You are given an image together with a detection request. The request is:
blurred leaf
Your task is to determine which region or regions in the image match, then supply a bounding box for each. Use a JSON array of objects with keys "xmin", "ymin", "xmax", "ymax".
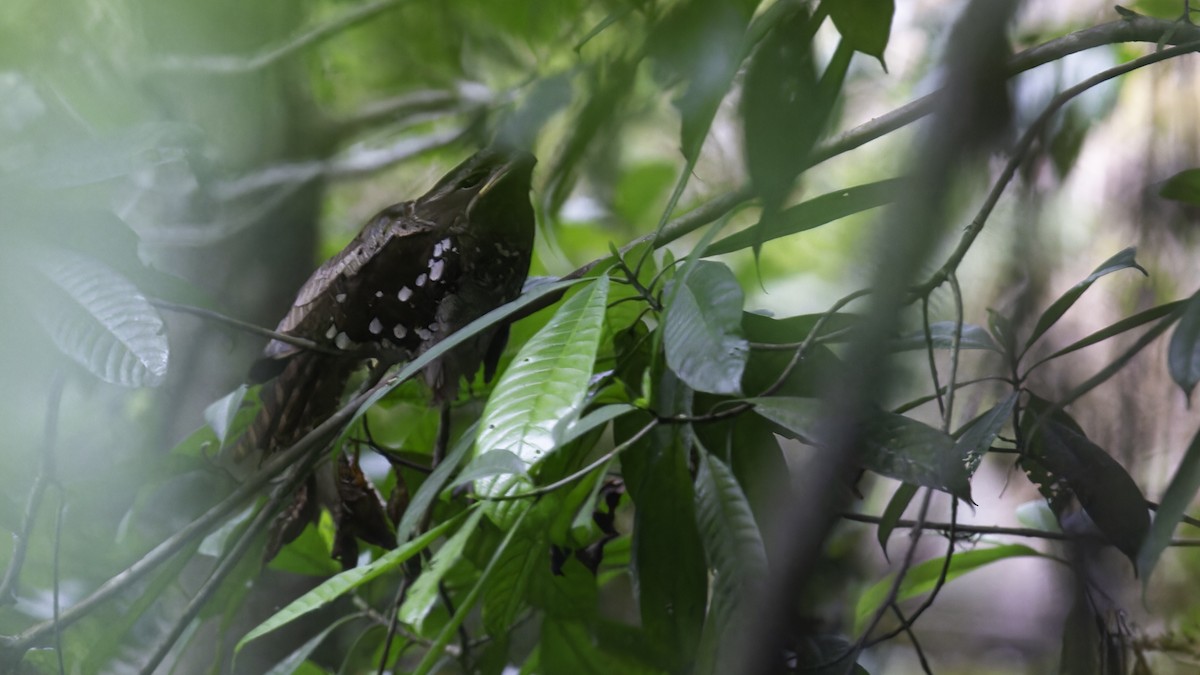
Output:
[
  {"xmin": 262, "ymin": 614, "xmax": 362, "ymax": 675},
  {"xmin": 752, "ymin": 397, "xmax": 971, "ymax": 500},
  {"xmin": 1031, "ymin": 300, "xmax": 1183, "ymax": 370},
  {"xmin": 474, "ymin": 277, "xmax": 609, "ymax": 525},
  {"xmin": 694, "ymin": 451, "xmax": 768, "ymax": 673},
  {"xmin": 742, "ymin": 4, "xmax": 820, "ymax": 252},
  {"xmin": 530, "ymin": 557, "xmax": 598, "ymax": 620},
  {"xmin": 30, "ymin": 247, "xmax": 169, "ymax": 387},
  {"xmin": 1015, "ymin": 499, "xmax": 1062, "ymax": 533},
  {"xmin": 1168, "ymin": 289, "xmax": 1200, "ymax": 401},
  {"xmin": 1159, "ymin": 168, "xmax": 1200, "ymax": 205},
  {"xmin": 1138, "ymin": 425, "xmax": 1200, "ymax": 583},
  {"xmin": 394, "ymin": 424, "xmax": 475, "ymax": 546},
  {"xmin": 236, "ymin": 515, "xmax": 462, "ymax": 652},
  {"xmin": 793, "ymin": 634, "xmax": 868, "ymax": 673},
  {"xmin": 853, "ymin": 544, "xmax": 1041, "ymax": 634},
  {"xmin": 400, "ymin": 509, "xmax": 484, "ymax": 631},
  {"xmin": 876, "ymin": 482, "xmax": 917, "ymax": 558},
  {"xmin": 987, "ymin": 309, "xmax": 1017, "ymax": 359},
  {"xmin": 893, "ymin": 322, "xmax": 1000, "ymax": 352},
  {"xmin": 1023, "ymin": 247, "xmax": 1148, "ymax": 355},
  {"xmin": 542, "ymin": 620, "xmax": 665, "ymax": 675},
  {"xmin": 706, "ymin": 178, "xmax": 901, "ymax": 256},
  {"xmin": 829, "ymin": 0, "xmax": 895, "ymax": 64},
  {"xmin": 663, "ymin": 261, "xmax": 749, "ymax": 395},
  {"xmin": 1021, "ymin": 398, "xmax": 1149, "ymax": 566},
  {"xmin": 742, "ymin": 310, "xmax": 861, "ymax": 344},
  {"xmin": 10, "ymin": 122, "xmax": 197, "ymax": 189},
  {"xmin": 204, "ymin": 385, "xmax": 259, "ymax": 449},
  {"xmin": 614, "ymin": 162, "xmax": 677, "ymax": 226}
]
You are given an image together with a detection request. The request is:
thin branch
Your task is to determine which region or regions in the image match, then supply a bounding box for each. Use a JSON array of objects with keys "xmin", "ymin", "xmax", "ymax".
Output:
[
  {"xmin": 842, "ymin": 511, "xmax": 1200, "ymax": 547},
  {"xmin": 150, "ymin": 0, "xmax": 413, "ymax": 74},
  {"xmin": 0, "ymin": 372, "xmax": 65, "ymax": 605},
  {"xmin": 150, "ymin": 299, "xmax": 341, "ymax": 355},
  {"xmin": 329, "ymin": 86, "xmax": 487, "ymax": 140},
  {"xmin": 856, "ymin": 489, "xmax": 934, "ymax": 647}
]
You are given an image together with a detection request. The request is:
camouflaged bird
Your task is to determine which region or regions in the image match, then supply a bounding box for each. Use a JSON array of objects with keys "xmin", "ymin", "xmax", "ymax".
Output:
[{"xmin": 237, "ymin": 147, "xmax": 536, "ymax": 564}]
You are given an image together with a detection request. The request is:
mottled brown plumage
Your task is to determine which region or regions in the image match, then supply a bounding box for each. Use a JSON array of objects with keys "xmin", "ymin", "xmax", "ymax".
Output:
[{"xmin": 238, "ymin": 147, "xmax": 536, "ymax": 564}]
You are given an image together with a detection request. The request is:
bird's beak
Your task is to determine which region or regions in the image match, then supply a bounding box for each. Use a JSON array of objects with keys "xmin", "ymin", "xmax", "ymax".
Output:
[{"xmin": 477, "ymin": 152, "xmax": 535, "ymax": 199}]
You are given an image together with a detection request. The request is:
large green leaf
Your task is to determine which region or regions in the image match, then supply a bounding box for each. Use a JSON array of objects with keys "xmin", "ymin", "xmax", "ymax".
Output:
[
  {"xmin": 481, "ymin": 523, "xmax": 545, "ymax": 636},
  {"xmin": 1168, "ymin": 289, "xmax": 1200, "ymax": 401},
  {"xmin": 954, "ymin": 392, "xmax": 1018, "ymax": 475},
  {"xmin": 1021, "ymin": 400, "xmax": 1149, "ymax": 566},
  {"xmin": 1138, "ymin": 425, "xmax": 1200, "ymax": 583},
  {"xmin": 694, "ymin": 451, "xmax": 768, "ymax": 674},
  {"xmin": 398, "ymin": 508, "xmax": 484, "ymax": 631},
  {"xmin": 853, "ymin": 544, "xmax": 1042, "ymax": 634},
  {"xmin": 829, "ymin": 0, "xmax": 895, "ymax": 64},
  {"xmin": 663, "ymin": 261, "xmax": 749, "ymax": 395},
  {"xmin": 541, "ymin": 620, "xmax": 666, "ymax": 675},
  {"xmin": 752, "ymin": 397, "xmax": 971, "ymax": 500},
  {"xmin": 236, "ymin": 514, "xmax": 463, "ymax": 652},
  {"xmin": 473, "ymin": 277, "xmax": 609, "ymax": 525},
  {"xmin": 1022, "ymin": 247, "xmax": 1148, "ymax": 356},
  {"xmin": 705, "ymin": 179, "xmax": 901, "ymax": 256},
  {"xmin": 30, "ymin": 247, "xmax": 169, "ymax": 387}
]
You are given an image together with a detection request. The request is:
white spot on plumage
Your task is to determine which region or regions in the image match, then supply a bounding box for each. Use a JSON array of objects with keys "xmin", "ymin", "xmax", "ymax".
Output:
[
  {"xmin": 335, "ymin": 293, "xmax": 346, "ymax": 303},
  {"xmin": 415, "ymin": 327, "xmax": 432, "ymax": 340},
  {"xmin": 325, "ymin": 324, "xmax": 337, "ymax": 340},
  {"xmin": 375, "ymin": 291, "xmax": 383, "ymax": 298},
  {"xmin": 398, "ymin": 286, "xmax": 412, "ymax": 302},
  {"xmin": 335, "ymin": 332, "xmax": 353, "ymax": 350},
  {"xmin": 393, "ymin": 324, "xmax": 407, "ymax": 339},
  {"xmin": 429, "ymin": 258, "xmax": 444, "ymax": 281},
  {"xmin": 416, "ymin": 273, "xmax": 427, "ymax": 287},
  {"xmin": 368, "ymin": 317, "xmax": 383, "ymax": 335}
]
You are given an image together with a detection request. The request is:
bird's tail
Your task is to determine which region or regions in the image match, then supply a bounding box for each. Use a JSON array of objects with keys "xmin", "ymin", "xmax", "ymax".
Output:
[{"xmin": 234, "ymin": 352, "xmax": 355, "ymax": 461}]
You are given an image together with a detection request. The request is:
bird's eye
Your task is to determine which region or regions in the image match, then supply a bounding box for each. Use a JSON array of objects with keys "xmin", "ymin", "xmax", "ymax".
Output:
[{"xmin": 457, "ymin": 170, "xmax": 489, "ymax": 190}]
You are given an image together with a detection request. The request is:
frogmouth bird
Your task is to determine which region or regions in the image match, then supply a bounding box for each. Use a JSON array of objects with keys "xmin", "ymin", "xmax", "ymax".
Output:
[{"xmin": 238, "ymin": 147, "xmax": 536, "ymax": 565}]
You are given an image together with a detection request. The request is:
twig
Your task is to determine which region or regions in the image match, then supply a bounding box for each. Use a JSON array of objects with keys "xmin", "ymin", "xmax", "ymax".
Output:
[
  {"xmin": 0, "ymin": 372, "xmax": 65, "ymax": 605},
  {"xmin": 856, "ymin": 488, "xmax": 934, "ymax": 647},
  {"xmin": 150, "ymin": 0, "xmax": 412, "ymax": 74},
  {"xmin": 150, "ymin": 298, "xmax": 341, "ymax": 355}
]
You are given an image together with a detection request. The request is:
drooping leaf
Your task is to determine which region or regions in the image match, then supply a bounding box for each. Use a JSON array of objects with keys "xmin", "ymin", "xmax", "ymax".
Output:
[
  {"xmin": 1021, "ymin": 399, "xmax": 1149, "ymax": 566},
  {"xmin": 454, "ymin": 450, "xmax": 529, "ymax": 489},
  {"xmin": 752, "ymin": 397, "xmax": 971, "ymax": 501},
  {"xmin": 829, "ymin": 0, "xmax": 895, "ymax": 65},
  {"xmin": 30, "ymin": 247, "xmax": 169, "ymax": 387},
  {"xmin": 663, "ymin": 261, "xmax": 749, "ymax": 395},
  {"xmin": 876, "ymin": 482, "xmax": 917, "ymax": 558},
  {"xmin": 1029, "ymin": 300, "xmax": 1183, "ymax": 371},
  {"xmin": 474, "ymin": 277, "xmax": 609, "ymax": 525},
  {"xmin": 236, "ymin": 515, "xmax": 463, "ymax": 652},
  {"xmin": 1159, "ymin": 167, "xmax": 1200, "ymax": 205},
  {"xmin": 853, "ymin": 544, "xmax": 1042, "ymax": 634},
  {"xmin": 1168, "ymin": 289, "xmax": 1200, "ymax": 401},
  {"xmin": 551, "ymin": 403, "xmax": 636, "ymax": 449},
  {"xmin": 705, "ymin": 179, "xmax": 901, "ymax": 257},
  {"xmin": 742, "ymin": 4, "xmax": 820, "ymax": 256},
  {"xmin": 398, "ymin": 509, "xmax": 484, "ymax": 631},
  {"xmin": 1138, "ymin": 425, "xmax": 1200, "ymax": 583},
  {"xmin": 693, "ymin": 451, "xmax": 768, "ymax": 673},
  {"xmin": 953, "ymin": 392, "xmax": 1018, "ymax": 475},
  {"xmin": 1022, "ymin": 247, "xmax": 1148, "ymax": 355},
  {"xmin": 893, "ymin": 322, "xmax": 1000, "ymax": 353}
]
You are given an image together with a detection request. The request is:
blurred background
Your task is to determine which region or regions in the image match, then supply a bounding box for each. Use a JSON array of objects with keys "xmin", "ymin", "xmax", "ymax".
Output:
[{"xmin": 2, "ymin": 0, "xmax": 1200, "ymax": 672}]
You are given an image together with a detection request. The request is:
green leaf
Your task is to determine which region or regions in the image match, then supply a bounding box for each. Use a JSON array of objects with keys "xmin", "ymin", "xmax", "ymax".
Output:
[
  {"xmin": 705, "ymin": 179, "xmax": 901, "ymax": 256},
  {"xmin": 854, "ymin": 544, "xmax": 1041, "ymax": 634},
  {"xmin": 893, "ymin": 322, "xmax": 1000, "ymax": 352},
  {"xmin": 1029, "ymin": 300, "xmax": 1183, "ymax": 371},
  {"xmin": 30, "ymin": 247, "xmax": 169, "ymax": 387},
  {"xmin": 742, "ymin": 4, "xmax": 820, "ymax": 250},
  {"xmin": 552, "ymin": 403, "xmax": 636, "ymax": 449},
  {"xmin": 204, "ymin": 385, "xmax": 258, "ymax": 448},
  {"xmin": 1168, "ymin": 289, "xmax": 1200, "ymax": 401},
  {"xmin": 394, "ymin": 424, "xmax": 475, "ymax": 546},
  {"xmin": 262, "ymin": 614, "xmax": 362, "ymax": 675},
  {"xmin": 1022, "ymin": 247, "xmax": 1148, "ymax": 355},
  {"xmin": 16, "ymin": 121, "xmax": 196, "ymax": 189},
  {"xmin": 1138, "ymin": 426, "xmax": 1200, "ymax": 583},
  {"xmin": 482, "ymin": 520, "xmax": 546, "ymax": 636},
  {"xmin": 530, "ymin": 557, "xmax": 598, "ymax": 620},
  {"xmin": 399, "ymin": 509, "xmax": 484, "ymax": 631},
  {"xmin": 829, "ymin": 0, "xmax": 895, "ymax": 64},
  {"xmin": 454, "ymin": 450, "xmax": 529, "ymax": 488},
  {"xmin": 1021, "ymin": 406, "xmax": 1149, "ymax": 566},
  {"xmin": 752, "ymin": 397, "xmax": 971, "ymax": 501},
  {"xmin": 742, "ymin": 310, "xmax": 860, "ymax": 344},
  {"xmin": 1159, "ymin": 167, "xmax": 1200, "ymax": 205},
  {"xmin": 236, "ymin": 515, "xmax": 462, "ymax": 652},
  {"xmin": 954, "ymin": 392, "xmax": 1017, "ymax": 475},
  {"xmin": 876, "ymin": 482, "xmax": 917, "ymax": 558},
  {"xmin": 663, "ymin": 261, "xmax": 749, "ymax": 395},
  {"xmin": 473, "ymin": 277, "xmax": 609, "ymax": 524},
  {"xmin": 541, "ymin": 620, "xmax": 665, "ymax": 675},
  {"xmin": 694, "ymin": 451, "xmax": 769, "ymax": 673}
]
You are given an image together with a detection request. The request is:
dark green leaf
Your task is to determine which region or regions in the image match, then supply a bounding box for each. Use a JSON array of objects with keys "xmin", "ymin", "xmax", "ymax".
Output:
[
  {"xmin": 742, "ymin": 310, "xmax": 860, "ymax": 344},
  {"xmin": 663, "ymin": 261, "xmax": 749, "ymax": 395},
  {"xmin": 752, "ymin": 397, "xmax": 971, "ymax": 500},
  {"xmin": 854, "ymin": 544, "xmax": 1041, "ymax": 634},
  {"xmin": 1159, "ymin": 168, "xmax": 1200, "ymax": 205},
  {"xmin": 530, "ymin": 557, "xmax": 598, "ymax": 620},
  {"xmin": 1168, "ymin": 289, "xmax": 1200, "ymax": 400},
  {"xmin": 394, "ymin": 424, "xmax": 475, "ymax": 545},
  {"xmin": 30, "ymin": 247, "xmax": 169, "ymax": 387},
  {"xmin": 1021, "ymin": 406, "xmax": 1149, "ymax": 566},
  {"xmin": 694, "ymin": 451, "xmax": 769, "ymax": 672},
  {"xmin": 552, "ymin": 403, "xmax": 636, "ymax": 449},
  {"xmin": 1138, "ymin": 425, "xmax": 1200, "ymax": 583},
  {"xmin": 399, "ymin": 509, "xmax": 484, "ymax": 630},
  {"xmin": 482, "ymin": 524, "xmax": 544, "ymax": 636},
  {"xmin": 954, "ymin": 392, "xmax": 1018, "ymax": 475},
  {"xmin": 876, "ymin": 482, "xmax": 917, "ymax": 558},
  {"xmin": 829, "ymin": 0, "xmax": 895, "ymax": 63},
  {"xmin": 706, "ymin": 179, "xmax": 902, "ymax": 256},
  {"xmin": 1030, "ymin": 300, "xmax": 1183, "ymax": 370},
  {"xmin": 474, "ymin": 277, "xmax": 609, "ymax": 525},
  {"xmin": 542, "ymin": 620, "xmax": 665, "ymax": 675},
  {"xmin": 893, "ymin": 322, "xmax": 1000, "ymax": 352},
  {"xmin": 1023, "ymin": 247, "xmax": 1148, "ymax": 355},
  {"xmin": 262, "ymin": 614, "xmax": 362, "ymax": 675}
]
